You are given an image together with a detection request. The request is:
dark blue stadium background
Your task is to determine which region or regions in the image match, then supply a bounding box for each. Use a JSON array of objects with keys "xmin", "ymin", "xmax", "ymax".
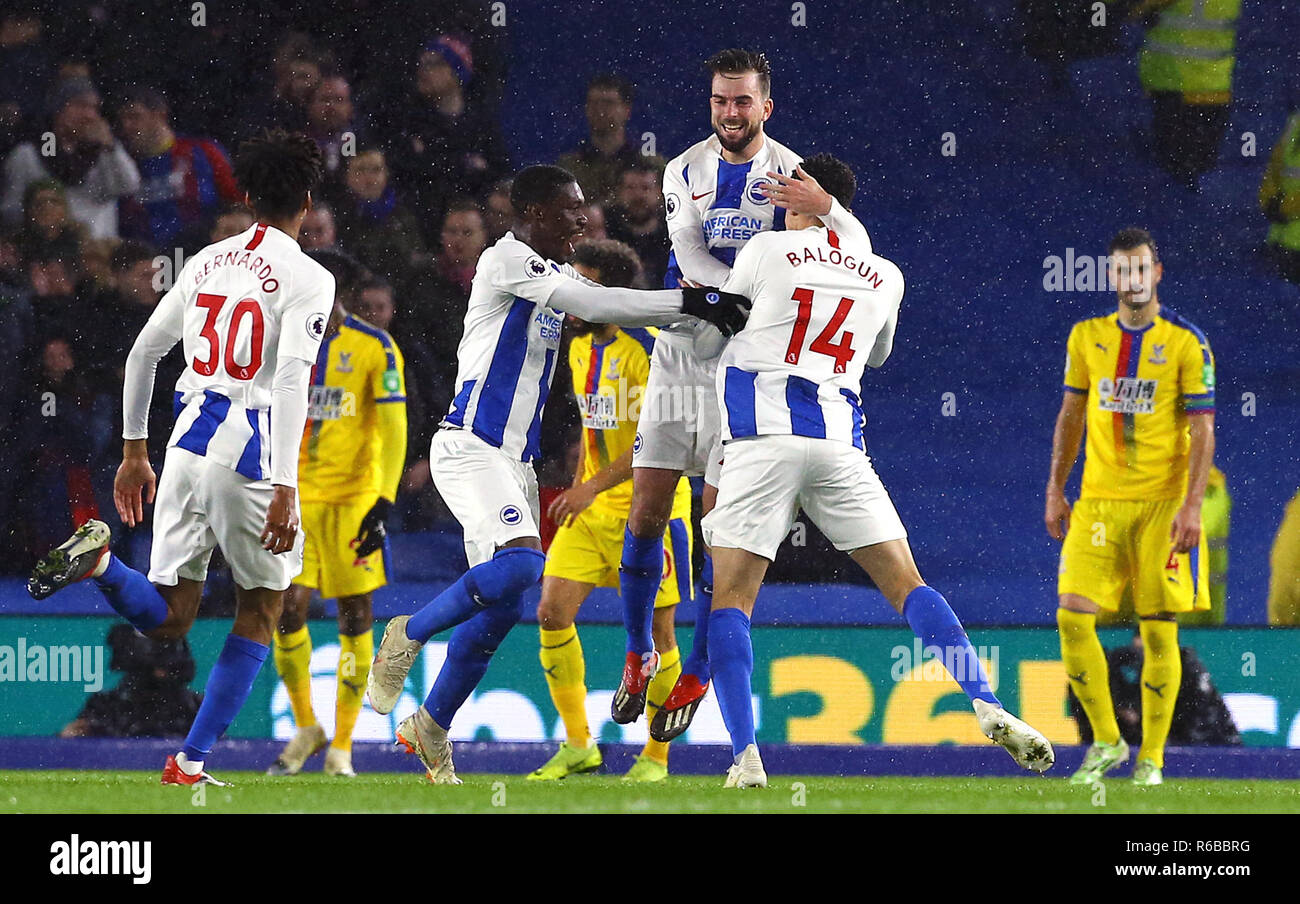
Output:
[
  {"xmin": 4, "ymin": 1, "xmax": 1296, "ymax": 626},
  {"xmin": 489, "ymin": 0, "xmax": 1300, "ymax": 624}
]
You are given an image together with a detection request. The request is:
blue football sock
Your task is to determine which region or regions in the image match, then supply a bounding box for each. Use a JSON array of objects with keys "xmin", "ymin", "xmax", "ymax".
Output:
[
  {"xmin": 619, "ymin": 527, "xmax": 662, "ymax": 655},
  {"xmin": 902, "ymin": 586, "xmax": 1000, "ymax": 706},
  {"xmin": 681, "ymin": 552, "xmax": 713, "ymax": 682},
  {"xmin": 405, "ymin": 547, "xmax": 545, "ymax": 644},
  {"xmin": 181, "ymin": 634, "xmax": 268, "ymax": 761},
  {"xmin": 707, "ymin": 608, "xmax": 755, "ymax": 757},
  {"xmin": 94, "ymin": 554, "xmax": 168, "ymax": 632},
  {"xmin": 424, "ymin": 594, "xmax": 525, "ymax": 728}
]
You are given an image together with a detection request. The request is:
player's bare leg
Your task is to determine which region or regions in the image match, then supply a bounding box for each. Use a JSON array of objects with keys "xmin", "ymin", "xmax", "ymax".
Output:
[
  {"xmin": 613, "ymin": 467, "xmax": 680, "ymax": 723},
  {"xmin": 530, "ymin": 577, "xmax": 603, "ymax": 780},
  {"xmin": 709, "ymin": 546, "xmax": 769, "ymax": 787},
  {"xmin": 147, "ymin": 579, "xmax": 205, "ymax": 640},
  {"xmin": 1057, "ymin": 593, "xmax": 1130, "ymax": 783},
  {"xmin": 850, "ymin": 539, "xmax": 1054, "ymax": 773},
  {"xmin": 268, "ymin": 584, "xmax": 329, "ymax": 775}
]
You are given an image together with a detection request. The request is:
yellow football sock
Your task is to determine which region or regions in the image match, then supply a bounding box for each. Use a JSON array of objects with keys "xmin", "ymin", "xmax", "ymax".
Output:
[
  {"xmin": 1057, "ymin": 608, "xmax": 1121, "ymax": 746},
  {"xmin": 333, "ymin": 630, "xmax": 373, "ymax": 752},
  {"xmin": 642, "ymin": 645, "xmax": 682, "ymax": 765},
  {"xmin": 540, "ymin": 625, "xmax": 591, "ymax": 749},
  {"xmin": 1137, "ymin": 618, "xmax": 1181, "ymax": 769},
  {"xmin": 273, "ymin": 625, "xmax": 316, "ymax": 729}
]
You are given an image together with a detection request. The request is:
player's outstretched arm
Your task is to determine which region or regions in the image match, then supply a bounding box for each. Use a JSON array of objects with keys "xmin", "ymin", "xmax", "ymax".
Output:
[
  {"xmin": 1045, "ymin": 391, "xmax": 1087, "ymax": 541},
  {"xmin": 547, "ymin": 279, "xmax": 750, "ymax": 337}
]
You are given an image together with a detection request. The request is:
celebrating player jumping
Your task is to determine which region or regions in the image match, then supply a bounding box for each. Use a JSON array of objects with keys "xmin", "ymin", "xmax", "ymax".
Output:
[
  {"xmin": 365, "ymin": 164, "xmax": 749, "ymax": 784},
  {"xmin": 528, "ymin": 240, "xmax": 695, "ymax": 784},
  {"xmin": 683, "ymin": 154, "xmax": 1054, "ymax": 786},
  {"xmin": 614, "ymin": 48, "xmax": 874, "ymax": 726},
  {"xmin": 26, "ymin": 130, "xmax": 335, "ymax": 786}
]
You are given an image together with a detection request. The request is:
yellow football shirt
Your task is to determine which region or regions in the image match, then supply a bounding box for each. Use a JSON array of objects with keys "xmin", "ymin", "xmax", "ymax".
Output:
[
  {"xmin": 569, "ymin": 327, "xmax": 691, "ymax": 520},
  {"xmin": 1063, "ymin": 308, "xmax": 1215, "ymax": 501},
  {"xmin": 299, "ymin": 314, "xmax": 407, "ymax": 504}
]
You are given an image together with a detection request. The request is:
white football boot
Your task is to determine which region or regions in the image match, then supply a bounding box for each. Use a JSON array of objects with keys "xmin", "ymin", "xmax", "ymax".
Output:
[
  {"xmin": 974, "ymin": 699, "xmax": 1055, "ymax": 773},
  {"xmin": 367, "ymin": 615, "xmax": 422, "ymax": 714},
  {"xmin": 723, "ymin": 744, "xmax": 768, "ymax": 789}
]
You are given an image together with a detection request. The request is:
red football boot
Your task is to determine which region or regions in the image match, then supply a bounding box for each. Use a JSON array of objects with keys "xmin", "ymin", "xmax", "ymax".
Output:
[{"xmin": 649, "ymin": 672, "xmax": 710, "ymax": 742}]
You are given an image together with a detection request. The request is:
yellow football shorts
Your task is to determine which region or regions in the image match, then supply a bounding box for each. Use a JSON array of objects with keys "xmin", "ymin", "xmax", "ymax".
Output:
[
  {"xmin": 1059, "ymin": 497, "xmax": 1210, "ymax": 617},
  {"xmin": 295, "ymin": 498, "xmax": 387, "ymax": 599},
  {"xmin": 544, "ymin": 506, "xmax": 692, "ymax": 608}
]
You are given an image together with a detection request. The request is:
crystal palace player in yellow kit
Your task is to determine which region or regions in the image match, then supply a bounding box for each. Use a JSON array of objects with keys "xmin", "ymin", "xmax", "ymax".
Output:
[
  {"xmin": 529, "ymin": 240, "xmax": 693, "ymax": 783},
  {"xmin": 1046, "ymin": 228, "xmax": 1215, "ymax": 787},
  {"xmin": 268, "ymin": 250, "xmax": 407, "ymax": 777}
]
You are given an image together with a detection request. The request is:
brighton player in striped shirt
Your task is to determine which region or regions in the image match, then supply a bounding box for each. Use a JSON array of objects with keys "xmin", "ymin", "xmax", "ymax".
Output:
[
  {"xmin": 26, "ymin": 131, "xmax": 334, "ymax": 785},
  {"xmin": 614, "ymin": 48, "xmax": 874, "ymax": 725},
  {"xmin": 673, "ymin": 155, "xmax": 1053, "ymax": 786},
  {"xmin": 365, "ymin": 165, "xmax": 750, "ymax": 784}
]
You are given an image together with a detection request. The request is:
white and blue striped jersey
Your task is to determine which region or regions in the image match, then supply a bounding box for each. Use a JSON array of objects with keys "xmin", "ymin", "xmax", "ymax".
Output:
[
  {"xmin": 138, "ymin": 223, "xmax": 335, "ymax": 480},
  {"xmin": 440, "ymin": 232, "xmax": 586, "ymax": 461},
  {"xmin": 717, "ymin": 226, "xmax": 903, "ymax": 449},
  {"xmin": 663, "ymin": 133, "xmax": 804, "ymax": 288},
  {"xmin": 662, "ymin": 133, "xmax": 872, "ymax": 352}
]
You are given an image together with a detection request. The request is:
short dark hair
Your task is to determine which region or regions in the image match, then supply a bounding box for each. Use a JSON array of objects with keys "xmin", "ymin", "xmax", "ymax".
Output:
[
  {"xmin": 360, "ymin": 274, "xmax": 394, "ymax": 297},
  {"xmin": 234, "ymin": 129, "xmax": 324, "ymax": 220},
  {"xmin": 510, "ymin": 165, "xmax": 578, "ymax": 215},
  {"xmin": 621, "ymin": 158, "xmax": 663, "ymax": 180},
  {"xmin": 1108, "ymin": 227, "xmax": 1160, "ymax": 263},
  {"xmin": 120, "ymin": 86, "xmax": 168, "ymax": 113},
  {"xmin": 587, "ymin": 73, "xmax": 635, "ymax": 105},
  {"xmin": 705, "ymin": 48, "xmax": 772, "ymax": 98},
  {"xmin": 796, "ymin": 153, "xmax": 855, "ymax": 210},
  {"xmin": 444, "ymin": 196, "xmax": 484, "ymax": 218},
  {"xmin": 306, "ymin": 247, "xmax": 368, "ymax": 301},
  {"xmin": 111, "ymin": 239, "xmax": 159, "ymax": 272},
  {"xmin": 572, "ymin": 239, "xmax": 642, "ymax": 289}
]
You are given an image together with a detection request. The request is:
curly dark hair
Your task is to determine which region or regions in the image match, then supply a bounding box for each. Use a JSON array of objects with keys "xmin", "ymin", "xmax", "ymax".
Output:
[
  {"xmin": 572, "ymin": 239, "xmax": 642, "ymax": 289},
  {"xmin": 233, "ymin": 129, "xmax": 323, "ymax": 221},
  {"xmin": 796, "ymin": 153, "xmax": 856, "ymax": 211},
  {"xmin": 1108, "ymin": 227, "xmax": 1160, "ymax": 264}
]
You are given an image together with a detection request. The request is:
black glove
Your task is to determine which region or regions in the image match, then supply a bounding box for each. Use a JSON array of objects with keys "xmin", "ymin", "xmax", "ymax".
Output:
[
  {"xmin": 681, "ymin": 286, "xmax": 751, "ymax": 337},
  {"xmin": 353, "ymin": 497, "xmax": 392, "ymax": 558}
]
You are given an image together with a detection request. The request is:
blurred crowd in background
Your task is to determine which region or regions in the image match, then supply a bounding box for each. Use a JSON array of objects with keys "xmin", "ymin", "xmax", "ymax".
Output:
[
  {"xmin": 0, "ymin": 2, "xmax": 680, "ymax": 571},
  {"xmin": 0, "ymin": 1, "xmax": 1296, "ymax": 622}
]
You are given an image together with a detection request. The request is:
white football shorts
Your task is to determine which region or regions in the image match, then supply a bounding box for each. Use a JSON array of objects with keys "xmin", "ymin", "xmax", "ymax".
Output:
[
  {"xmin": 702, "ymin": 434, "xmax": 908, "ymax": 562},
  {"xmin": 149, "ymin": 446, "xmax": 305, "ymax": 591},
  {"xmin": 632, "ymin": 333, "xmax": 724, "ymax": 486},
  {"xmin": 431, "ymin": 428, "xmax": 541, "ymax": 567}
]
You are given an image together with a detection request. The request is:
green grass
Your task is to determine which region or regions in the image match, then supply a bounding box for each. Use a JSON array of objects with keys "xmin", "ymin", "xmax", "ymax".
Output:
[{"xmin": 3, "ymin": 770, "xmax": 1299, "ymax": 814}]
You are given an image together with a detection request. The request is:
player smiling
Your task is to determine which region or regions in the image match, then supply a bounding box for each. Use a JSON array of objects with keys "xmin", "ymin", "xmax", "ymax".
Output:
[
  {"xmin": 614, "ymin": 48, "xmax": 875, "ymax": 727},
  {"xmin": 365, "ymin": 165, "xmax": 749, "ymax": 784},
  {"xmin": 691, "ymin": 155, "xmax": 1053, "ymax": 786}
]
